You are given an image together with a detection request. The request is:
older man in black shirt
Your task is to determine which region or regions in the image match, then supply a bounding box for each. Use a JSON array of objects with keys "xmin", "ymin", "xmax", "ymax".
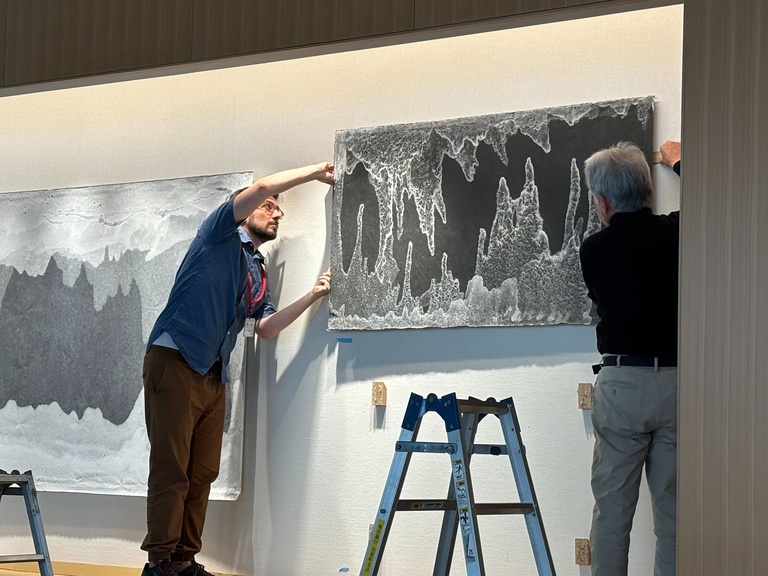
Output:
[{"xmin": 579, "ymin": 140, "xmax": 681, "ymax": 576}]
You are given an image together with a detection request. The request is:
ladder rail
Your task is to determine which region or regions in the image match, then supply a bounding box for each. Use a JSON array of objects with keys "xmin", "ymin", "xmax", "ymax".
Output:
[
  {"xmin": 0, "ymin": 470, "xmax": 54, "ymax": 576},
  {"xmin": 360, "ymin": 409, "xmax": 424, "ymax": 576},
  {"xmin": 499, "ymin": 401, "xmax": 557, "ymax": 576},
  {"xmin": 433, "ymin": 410, "xmax": 480, "ymax": 576},
  {"xmin": 360, "ymin": 393, "xmax": 556, "ymax": 576},
  {"xmin": 443, "ymin": 424, "xmax": 485, "ymax": 576}
]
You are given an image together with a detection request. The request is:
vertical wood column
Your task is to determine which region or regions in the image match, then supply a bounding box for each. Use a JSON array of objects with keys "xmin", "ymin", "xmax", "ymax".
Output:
[
  {"xmin": 0, "ymin": 0, "xmax": 6, "ymax": 87},
  {"xmin": 678, "ymin": 0, "xmax": 768, "ymax": 574}
]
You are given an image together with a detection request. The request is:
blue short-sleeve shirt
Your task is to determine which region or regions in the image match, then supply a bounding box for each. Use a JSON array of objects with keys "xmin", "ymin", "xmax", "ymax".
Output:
[{"xmin": 146, "ymin": 198, "xmax": 277, "ymax": 383}]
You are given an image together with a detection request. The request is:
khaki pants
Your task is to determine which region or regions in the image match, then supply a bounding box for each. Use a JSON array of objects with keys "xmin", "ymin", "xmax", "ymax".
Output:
[
  {"xmin": 590, "ymin": 365, "xmax": 677, "ymax": 576},
  {"xmin": 141, "ymin": 346, "xmax": 225, "ymax": 563}
]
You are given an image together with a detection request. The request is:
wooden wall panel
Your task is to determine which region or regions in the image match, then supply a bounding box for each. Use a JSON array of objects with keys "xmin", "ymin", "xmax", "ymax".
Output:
[
  {"xmin": 678, "ymin": 0, "xmax": 768, "ymax": 574},
  {"xmin": 414, "ymin": 0, "xmax": 598, "ymax": 28},
  {"xmin": 0, "ymin": 0, "xmax": 676, "ymax": 88},
  {"xmin": 4, "ymin": 0, "xmax": 193, "ymax": 86},
  {"xmin": 192, "ymin": 0, "xmax": 414, "ymax": 60},
  {"xmin": 0, "ymin": 0, "xmax": 6, "ymax": 87}
]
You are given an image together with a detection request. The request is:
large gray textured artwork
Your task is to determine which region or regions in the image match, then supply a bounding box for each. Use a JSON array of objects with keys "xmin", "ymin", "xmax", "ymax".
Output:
[
  {"xmin": 0, "ymin": 172, "xmax": 252, "ymax": 500},
  {"xmin": 329, "ymin": 96, "xmax": 654, "ymax": 330}
]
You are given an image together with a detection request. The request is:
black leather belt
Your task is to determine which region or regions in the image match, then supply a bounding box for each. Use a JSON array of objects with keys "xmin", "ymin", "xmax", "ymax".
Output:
[{"xmin": 592, "ymin": 355, "xmax": 677, "ymax": 374}]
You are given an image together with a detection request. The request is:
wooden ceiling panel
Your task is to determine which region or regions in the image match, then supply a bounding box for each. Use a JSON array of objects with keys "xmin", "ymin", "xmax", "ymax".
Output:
[
  {"xmin": 5, "ymin": 0, "xmax": 194, "ymax": 86},
  {"xmin": 414, "ymin": 0, "xmax": 599, "ymax": 28},
  {"xmin": 192, "ymin": 0, "xmax": 414, "ymax": 61}
]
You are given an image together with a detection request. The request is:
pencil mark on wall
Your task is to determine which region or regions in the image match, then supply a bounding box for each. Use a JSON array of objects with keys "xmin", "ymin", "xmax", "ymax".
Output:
[{"xmin": 329, "ymin": 97, "xmax": 654, "ymax": 330}]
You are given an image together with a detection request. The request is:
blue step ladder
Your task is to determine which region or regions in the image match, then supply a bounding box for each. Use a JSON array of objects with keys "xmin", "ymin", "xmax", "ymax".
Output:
[
  {"xmin": 0, "ymin": 470, "xmax": 54, "ymax": 576},
  {"xmin": 361, "ymin": 392, "xmax": 556, "ymax": 576}
]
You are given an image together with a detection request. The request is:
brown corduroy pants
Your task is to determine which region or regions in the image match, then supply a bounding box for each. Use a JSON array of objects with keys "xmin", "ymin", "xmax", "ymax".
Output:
[{"xmin": 141, "ymin": 345, "xmax": 226, "ymax": 563}]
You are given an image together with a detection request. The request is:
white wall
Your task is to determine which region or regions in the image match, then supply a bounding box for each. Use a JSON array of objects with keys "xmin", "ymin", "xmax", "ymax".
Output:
[{"xmin": 0, "ymin": 5, "xmax": 683, "ymax": 575}]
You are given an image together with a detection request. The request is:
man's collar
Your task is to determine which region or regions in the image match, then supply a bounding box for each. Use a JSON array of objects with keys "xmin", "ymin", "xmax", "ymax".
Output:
[
  {"xmin": 609, "ymin": 206, "xmax": 653, "ymax": 225},
  {"xmin": 238, "ymin": 227, "xmax": 265, "ymax": 260},
  {"xmin": 238, "ymin": 227, "xmax": 252, "ymax": 246},
  {"xmin": 237, "ymin": 226, "xmax": 261, "ymax": 256}
]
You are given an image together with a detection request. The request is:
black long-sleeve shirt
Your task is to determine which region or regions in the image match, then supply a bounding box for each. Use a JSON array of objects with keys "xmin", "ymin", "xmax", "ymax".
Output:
[{"xmin": 579, "ymin": 175, "xmax": 680, "ymax": 359}]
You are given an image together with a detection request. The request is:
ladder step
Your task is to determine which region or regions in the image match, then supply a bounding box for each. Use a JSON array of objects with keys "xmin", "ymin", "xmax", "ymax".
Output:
[
  {"xmin": 0, "ymin": 474, "xmax": 30, "ymax": 484},
  {"xmin": 475, "ymin": 502, "xmax": 536, "ymax": 515},
  {"xmin": 457, "ymin": 398, "xmax": 509, "ymax": 415},
  {"xmin": 472, "ymin": 444, "xmax": 508, "ymax": 455},
  {"xmin": 396, "ymin": 499, "xmax": 535, "ymax": 515},
  {"xmin": 0, "ymin": 554, "xmax": 46, "ymax": 563},
  {"xmin": 394, "ymin": 442, "xmax": 509, "ymax": 455},
  {"xmin": 395, "ymin": 441, "xmax": 457, "ymax": 454}
]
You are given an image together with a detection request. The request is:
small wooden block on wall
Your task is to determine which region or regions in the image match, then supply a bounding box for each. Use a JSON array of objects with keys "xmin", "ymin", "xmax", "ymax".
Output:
[
  {"xmin": 575, "ymin": 538, "xmax": 591, "ymax": 565},
  {"xmin": 372, "ymin": 382, "xmax": 387, "ymax": 406},
  {"xmin": 578, "ymin": 382, "xmax": 593, "ymax": 410}
]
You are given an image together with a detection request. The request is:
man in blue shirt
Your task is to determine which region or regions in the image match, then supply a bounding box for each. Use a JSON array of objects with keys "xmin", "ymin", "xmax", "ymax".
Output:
[{"xmin": 141, "ymin": 162, "xmax": 334, "ymax": 576}]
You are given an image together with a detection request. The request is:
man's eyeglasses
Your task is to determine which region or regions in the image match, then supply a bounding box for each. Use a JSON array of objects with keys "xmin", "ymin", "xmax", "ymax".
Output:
[{"xmin": 259, "ymin": 201, "xmax": 285, "ymax": 218}]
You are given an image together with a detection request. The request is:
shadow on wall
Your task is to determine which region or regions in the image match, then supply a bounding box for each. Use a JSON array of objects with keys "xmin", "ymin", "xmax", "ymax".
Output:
[{"xmin": 333, "ymin": 323, "xmax": 597, "ymax": 384}]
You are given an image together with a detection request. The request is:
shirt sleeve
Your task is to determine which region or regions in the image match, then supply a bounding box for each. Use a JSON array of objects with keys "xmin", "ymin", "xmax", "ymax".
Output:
[
  {"xmin": 253, "ymin": 286, "xmax": 278, "ymax": 320},
  {"xmin": 579, "ymin": 240, "xmax": 596, "ymax": 303},
  {"xmin": 197, "ymin": 198, "xmax": 240, "ymax": 245}
]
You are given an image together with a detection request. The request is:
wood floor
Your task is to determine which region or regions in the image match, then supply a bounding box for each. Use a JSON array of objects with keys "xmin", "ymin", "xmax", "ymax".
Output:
[
  {"xmin": 0, "ymin": 564, "xmax": 138, "ymax": 576},
  {"xmin": 0, "ymin": 563, "xmax": 236, "ymax": 576}
]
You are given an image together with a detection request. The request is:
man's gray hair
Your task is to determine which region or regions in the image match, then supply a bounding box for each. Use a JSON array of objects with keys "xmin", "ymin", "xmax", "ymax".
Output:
[{"xmin": 584, "ymin": 141, "xmax": 652, "ymax": 212}]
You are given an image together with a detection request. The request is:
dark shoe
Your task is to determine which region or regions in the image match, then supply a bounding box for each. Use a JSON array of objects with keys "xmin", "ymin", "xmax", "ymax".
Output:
[
  {"xmin": 178, "ymin": 562, "xmax": 215, "ymax": 576},
  {"xmin": 141, "ymin": 561, "xmax": 180, "ymax": 576}
]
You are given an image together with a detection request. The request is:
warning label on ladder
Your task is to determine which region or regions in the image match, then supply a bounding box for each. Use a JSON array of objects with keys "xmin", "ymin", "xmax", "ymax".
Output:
[{"xmin": 363, "ymin": 519, "xmax": 385, "ymax": 576}]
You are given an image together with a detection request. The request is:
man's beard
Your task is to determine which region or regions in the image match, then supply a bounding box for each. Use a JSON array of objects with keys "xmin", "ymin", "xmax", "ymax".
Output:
[{"xmin": 245, "ymin": 219, "xmax": 277, "ymax": 242}]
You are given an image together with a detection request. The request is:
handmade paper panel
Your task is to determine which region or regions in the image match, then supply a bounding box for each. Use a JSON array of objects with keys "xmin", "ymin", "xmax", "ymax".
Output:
[
  {"xmin": 0, "ymin": 172, "xmax": 252, "ymax": 499},
  {"xmin": 329, "ymin": 96, "xmax": 654, "ymax": 330}
]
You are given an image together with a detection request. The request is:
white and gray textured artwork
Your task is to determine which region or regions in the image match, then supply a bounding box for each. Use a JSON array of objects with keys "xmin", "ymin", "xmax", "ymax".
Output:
[
  {"xmin": 329, "ymin": 96, "xmax": 654, "ymax": 330},
  {"xmin": 0, "ymin": 172, "xmax": 252, "ymax": 499}
]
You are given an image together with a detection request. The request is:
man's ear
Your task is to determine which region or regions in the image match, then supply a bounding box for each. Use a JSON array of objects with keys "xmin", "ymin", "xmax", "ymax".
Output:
[
  {"xmin": 595, "ymin": 194, "xmax": 610, "ymax": 214},
  {"xmin": 593, "ymin": 193, "xmax": 614, "ymax": 224}
]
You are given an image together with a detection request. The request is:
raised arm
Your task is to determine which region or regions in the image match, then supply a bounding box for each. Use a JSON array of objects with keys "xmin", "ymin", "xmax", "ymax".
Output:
[{"xmin": 233, "ymin": 163, "xmax": 334, "ymax": 223}]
